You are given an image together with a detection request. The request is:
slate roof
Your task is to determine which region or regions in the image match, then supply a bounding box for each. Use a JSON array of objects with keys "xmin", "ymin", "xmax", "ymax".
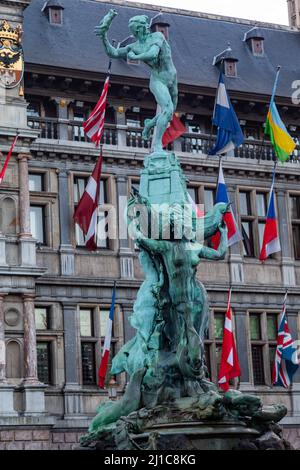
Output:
[{"xmin": 23, "ymin": 0, "xmax": 300, "ymax": 98}]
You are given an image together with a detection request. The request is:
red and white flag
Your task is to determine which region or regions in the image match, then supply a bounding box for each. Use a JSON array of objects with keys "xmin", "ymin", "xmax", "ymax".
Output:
[
  {"xmin": 83, "ymin": 76, "xmax": 110, "ymax": 147},
  {"xmin": 0, "ymin": 134, "xmax": 19, "ymax": 184},
  {"xmin": 259, "ymin": 171, "xmax": 281, "ymax": 262},
  {"xmin": 98, "ymin": 282, "xmax": 116, "ymax": 388},
  {"xmin": 73, "ymin": 150, "xmax": 103, "ymax": 251},
  {"xmin": 218, "ymin": 289, "xmax": 241, "ymax": 392},
  {"xmin": 162, "ymin": 114, "xmax": 186, "ymax": 148}
]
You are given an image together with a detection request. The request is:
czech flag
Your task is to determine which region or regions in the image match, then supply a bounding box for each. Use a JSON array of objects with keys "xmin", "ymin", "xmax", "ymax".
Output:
[
  {"xmin": 210, "ymin": 73, "xmax": 244, "ymax": 156},
  {"xmin": 98, "ymin": 282, "xmax": 116, "ymax": 388},
  {"xmin": 211, "ymin": 161, "xmax": 243, "ymax": 249},
  {"xmin": 259, "ymin": 172, "xmax": 281, "ymax": 262},
  {"xmin": 218, "ymin": 289, "xmax": 241, "ymax": 392}
]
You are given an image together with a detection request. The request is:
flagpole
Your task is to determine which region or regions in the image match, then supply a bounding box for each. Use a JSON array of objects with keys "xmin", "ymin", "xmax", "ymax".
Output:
[
  {"xmin": 95, "ymin": 143, "xmax": 103, "ymax": 249},
  {"xmin": 259, "ymin": 66, "xmax": 281, "ymax": 162}
]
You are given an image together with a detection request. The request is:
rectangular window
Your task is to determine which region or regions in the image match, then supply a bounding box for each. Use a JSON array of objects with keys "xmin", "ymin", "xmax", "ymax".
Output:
[
  {"xmin": 30, "ymin": 205, "xmax": 45, "ymax": 244},
  {"xmin": 290, "ymin": 195, "xmax": 300, "ymax": 260},
  {"xmin": 204, "ymin": 189, "xmax": 215, "ymax": 214},
  {"xmin": 37, "ymin": 342, "xmax": 51, "ymax": 384},
  {"xmin": 49, "ymin": 8, "xmax": 63, "ymax": 25},
  {"xmin": 29, "ymin": 173, "xmax": 44, "ymax": 192},
  {"xmin": 35, "ymin": 307, "xmax": 49, "ymax": 330},
  {"xmin": 74, "ymin": 176, "xmax": 108, "ymax": 248},
  {"xmin": 249, "ymin": 312, "xmax": 279, "ymax": 386},
  {"xmin": 80, "ymin": 309, "xmax": 93, "ymax": 337},
  {"xmin": 81, "ymin": 342, "xmax": 96, "ymax": 385},
  {"xmin": 204, "ymin": 310, "xmax": 227, "ymax": 384}
]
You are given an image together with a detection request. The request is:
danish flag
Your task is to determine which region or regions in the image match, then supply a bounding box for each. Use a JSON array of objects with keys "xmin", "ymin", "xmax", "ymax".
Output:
[
  {"xmin": 83, "ymin": 76, "xmax": 110, "ymax": 147},
  {"xmin": 218, "ymin": 289, "xmax": 241, "ymax": 392},
  {"xmin": 272, "ymin": 292, "xmax": 299, "ymax": 388},
  {"xmin": 73, "ymin": 150, "xmax": 103, "ymax": 251},
  {"xmin": 98, "ymin": 282, "xmax": 116, "ymax": 388}
]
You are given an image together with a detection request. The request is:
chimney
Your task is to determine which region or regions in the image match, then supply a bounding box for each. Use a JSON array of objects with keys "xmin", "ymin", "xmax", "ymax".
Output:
[{"xmin": 287, "ymin": 0, "xmax": 300, "ymax": 28}]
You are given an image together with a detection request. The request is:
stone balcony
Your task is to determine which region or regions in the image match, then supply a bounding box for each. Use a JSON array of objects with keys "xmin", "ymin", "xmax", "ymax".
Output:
[{"xmin": 27, "ymin": 116, "xmax": 300, "ymax": 164}]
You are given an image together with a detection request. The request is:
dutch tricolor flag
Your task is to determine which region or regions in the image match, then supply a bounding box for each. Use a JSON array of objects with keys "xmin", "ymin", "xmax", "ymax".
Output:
[
  {"xmin": 98, "ymin": 282, "xmax": 116, "ymax": 388},
  {"xmin": 211, "ymin": 161, "xmax": 243, "ymax": 249},
  {"xmin": 210, "ymin": 73, "xmax": 244, "ymax": 156}
]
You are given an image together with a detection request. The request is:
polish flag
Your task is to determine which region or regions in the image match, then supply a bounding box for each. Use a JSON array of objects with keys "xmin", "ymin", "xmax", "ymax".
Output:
[
  {"xmin": 218, "ymin": 289, "xmax": 241, "ymax": 392},
  {"xmin": 162, "ymin": 114, "xmax": 186, "ymax": 148},
  {"xmin": 259, "ymin": 172, "xmax": 281, "ymax": 262},
  {"xmin": 0, "ymin": 135, "xmax": 19, "ymax": 184},
  {"xmin": 83, "ymin": 76, "xmax": 110, "ymax": 147},
  {"xmin": 211, "ymin": 160, "xmax": 243, "ymax": 249},
  {"xmin": 73, "ymin": 150, "xmax": 103, "ymax": 251},
  {"xmin": 98, "ymin": 282, "xmax": 116, "ymax": 389}
]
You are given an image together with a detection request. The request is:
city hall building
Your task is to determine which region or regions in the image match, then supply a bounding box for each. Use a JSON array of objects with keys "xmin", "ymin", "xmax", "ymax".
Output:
[{"xmin": 0, "ymin": 0, "xmax": 300, "ymax": 450}]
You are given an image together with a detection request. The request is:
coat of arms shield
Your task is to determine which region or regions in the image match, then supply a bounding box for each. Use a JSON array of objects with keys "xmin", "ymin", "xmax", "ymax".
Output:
[{"xmin": 0, "ymin": 20, "xmax": 24, "ymax": 89}]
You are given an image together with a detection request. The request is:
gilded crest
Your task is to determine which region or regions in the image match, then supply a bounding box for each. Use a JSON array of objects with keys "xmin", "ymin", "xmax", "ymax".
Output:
[{"xmin": 0, "ymin": 20, "xmax": 24, "ymax": 88}]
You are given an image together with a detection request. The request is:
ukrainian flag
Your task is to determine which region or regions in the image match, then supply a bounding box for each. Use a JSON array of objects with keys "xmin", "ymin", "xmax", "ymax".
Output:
[{"xmin": 265, "ymin": 98, "xmax": 296, "ymax": 163}]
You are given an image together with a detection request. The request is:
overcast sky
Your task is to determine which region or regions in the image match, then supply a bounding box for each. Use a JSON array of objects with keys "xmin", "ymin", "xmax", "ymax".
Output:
[{"xmin": 125, "ymin": 0, "xmax": 289, "ymax": 25}]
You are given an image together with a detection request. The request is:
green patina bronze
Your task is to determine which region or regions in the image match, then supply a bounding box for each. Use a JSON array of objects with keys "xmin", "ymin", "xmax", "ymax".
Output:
[
  {"xmin": 95, "ymin": 9, "xmax": 177, "ymax": 153},
  {"xmin": 81, "ymin": 10, "xmax": 289, "ymax": 450}
]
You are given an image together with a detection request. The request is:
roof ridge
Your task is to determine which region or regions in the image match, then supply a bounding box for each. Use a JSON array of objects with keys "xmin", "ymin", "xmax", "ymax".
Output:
[{"xmin": 89, "ymin": 0, "xmax": 296, "ymax": 32}]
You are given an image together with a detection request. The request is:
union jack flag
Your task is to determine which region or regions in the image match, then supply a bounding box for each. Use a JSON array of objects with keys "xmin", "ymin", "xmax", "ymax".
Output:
[{"xmin": 272, "ymin": 292, "xmax": 299, "ymax": 388}]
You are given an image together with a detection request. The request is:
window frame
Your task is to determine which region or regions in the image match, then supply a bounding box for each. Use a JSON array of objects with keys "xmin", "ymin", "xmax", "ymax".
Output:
[
  {"xmin": 29, "ymin": 203, "xmax": 47, "ymax": 246},
  {"xmin": 72, "ymin": 173, "xmax": 115, "ymax": 251},
  {"xmin": 247, "ymin": 310, "xmax": 280, "ymax": 387},
  {"xmin": 289, "ymin": 192, "xmax": 300, "ymax": 261}
]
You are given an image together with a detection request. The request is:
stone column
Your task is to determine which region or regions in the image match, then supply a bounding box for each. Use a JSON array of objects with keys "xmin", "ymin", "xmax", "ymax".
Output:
[
  {"xmin": 21, "ymin": 294, "xmax": 46, "ymax": 415},
  {"xmin": 23, "ymin": 294, "xmax": 38, "ymax": 384},
  {"xmin": 18, "ymin": 153, "xmax": 36, "ymax": 267},
  {"xmin": 63, "ymin": 304, "xmax": 84, "ymax": 418},
  {"xmin": 235, "ymin": 310, "xmax": 251, "ymax": 389},
  {"xmin": 58, "ymin": 169, "xmax": 75, "ymax": 275},
  {"xmin": 0, "ymin": 293, "xmax": 7, "ymax": 383},
  {"xmin": 227, "ymin": 185, "xmax": 245, "ymax": 284},
  {"xmin": 277, "ymin": 190, "xmax": 296, "ymax": 286}
]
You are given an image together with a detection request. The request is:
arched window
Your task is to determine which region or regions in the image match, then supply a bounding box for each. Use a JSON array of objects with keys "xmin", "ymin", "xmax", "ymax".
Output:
[
  {"xmin": 6, "ymin": 341, "xmax": 22, "ymax": 379},
  {"xmin": 0, "ymin": 197, "xmax": 17, "ymax": 235}
]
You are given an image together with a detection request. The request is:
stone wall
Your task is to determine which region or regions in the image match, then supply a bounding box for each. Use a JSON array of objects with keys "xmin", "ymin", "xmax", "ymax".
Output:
[{"xmin": 0, "ymin": 428, "xmax": 85, "ymax": 450}]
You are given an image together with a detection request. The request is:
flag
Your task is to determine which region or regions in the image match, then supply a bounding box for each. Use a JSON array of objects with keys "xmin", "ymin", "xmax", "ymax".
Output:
[
  {"xmin": 210, "ymin": 73, "xmax": 244, "ymax": 155},
  {"xmin": 218, "ymin": 289, "xmax": 241, "ymax": 392},
  {"xmin": 211, "ymin": 160, "xmax": 243, "ymax": 249},
  {"xmin": 187, "ymin": 192, "xmax": 204, "ymax": 219},
  {"xmin": 0, "ymin": 135, "xmax": 18, "ymax": 184},
  {"xmin": 98, "ymin": 282, "xmax": 116, "ymax": 389},
  {"xmin": 265, "ymin": 69, "xmax": 295, "ymax": 163},
  {"xmin": 83, "ymin": 76, "xmax": 110, "ymax": 147},
  {"xmin": 259, "ymin": 171, "xmax": 281, "ymax": 262},
  {"xmin": 162, "ymin": 114, "xmax": 186, "ymax": 148},
  {"xmin": 73, "ymin": 150, "xmax": 103, "ymax": 251},
  {"xmin": 272, "ymin": 293, "xmax": 299, "ymax": 388}
]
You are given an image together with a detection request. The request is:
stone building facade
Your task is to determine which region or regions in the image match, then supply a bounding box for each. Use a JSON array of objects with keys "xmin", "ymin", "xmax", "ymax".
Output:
[{"xmin": 0, "ymin": 0, "xmax": 300, "ymax": 450}]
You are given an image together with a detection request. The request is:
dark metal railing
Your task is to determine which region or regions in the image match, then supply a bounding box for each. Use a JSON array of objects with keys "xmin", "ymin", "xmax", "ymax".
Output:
[{"xmin": 28, "ymin": 117, "xmax": 300, "ymax": 163}]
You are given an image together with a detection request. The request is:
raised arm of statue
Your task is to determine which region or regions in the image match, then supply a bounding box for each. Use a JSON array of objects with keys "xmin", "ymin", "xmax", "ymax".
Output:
[
  {"xmin": 199, "ymin": 223, "xmax": 228, "ymax": 261},
  {"xmin": 94, "ymin": 9, "xmax": 130, "ymax": 60}
]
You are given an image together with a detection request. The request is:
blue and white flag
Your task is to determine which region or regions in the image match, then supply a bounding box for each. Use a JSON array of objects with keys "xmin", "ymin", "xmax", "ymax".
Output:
[
  {"xmin": 210, "ymin": 73, "xmax": 244, "ymax": 156},
  {"xmin": 272, "ymin": 292, "xmax": 299, "ymax": 388}
]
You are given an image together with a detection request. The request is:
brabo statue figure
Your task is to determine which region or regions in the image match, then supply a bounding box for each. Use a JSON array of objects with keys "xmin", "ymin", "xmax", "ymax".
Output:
[
  {"xmin": 95, "ymin": 9, "xmax": 178, "ymax": 153},
  {"xmin": 81, "ymin": 8, "xmax": 289, "ymax": 451}
]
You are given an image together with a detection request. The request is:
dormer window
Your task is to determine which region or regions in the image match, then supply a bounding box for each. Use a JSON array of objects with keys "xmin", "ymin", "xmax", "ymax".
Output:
[
  {"xmin": 42, "ymin": 1, "xmax": 64, "ymax": 26},
  {"xmin": 244, "ymin": 27, "xmax": 265, "ymax": 57},
  {"xmin": 213, "ymin": 45, "xmax": 239, "ymax": 78},
  {"xmin": 49, "ymin": 8, "xmax": 63, "ymax": 25},
  {"xmin": 225, "ymin": 60, "xmax": 237, "ymax": 78},
  {"xmin": 251, "ymin": 39, "xmax": 264, "ymax": 56},
  {"xmin": 150, "ymin": 14, "xmax": 170, "ymax": 40}
]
